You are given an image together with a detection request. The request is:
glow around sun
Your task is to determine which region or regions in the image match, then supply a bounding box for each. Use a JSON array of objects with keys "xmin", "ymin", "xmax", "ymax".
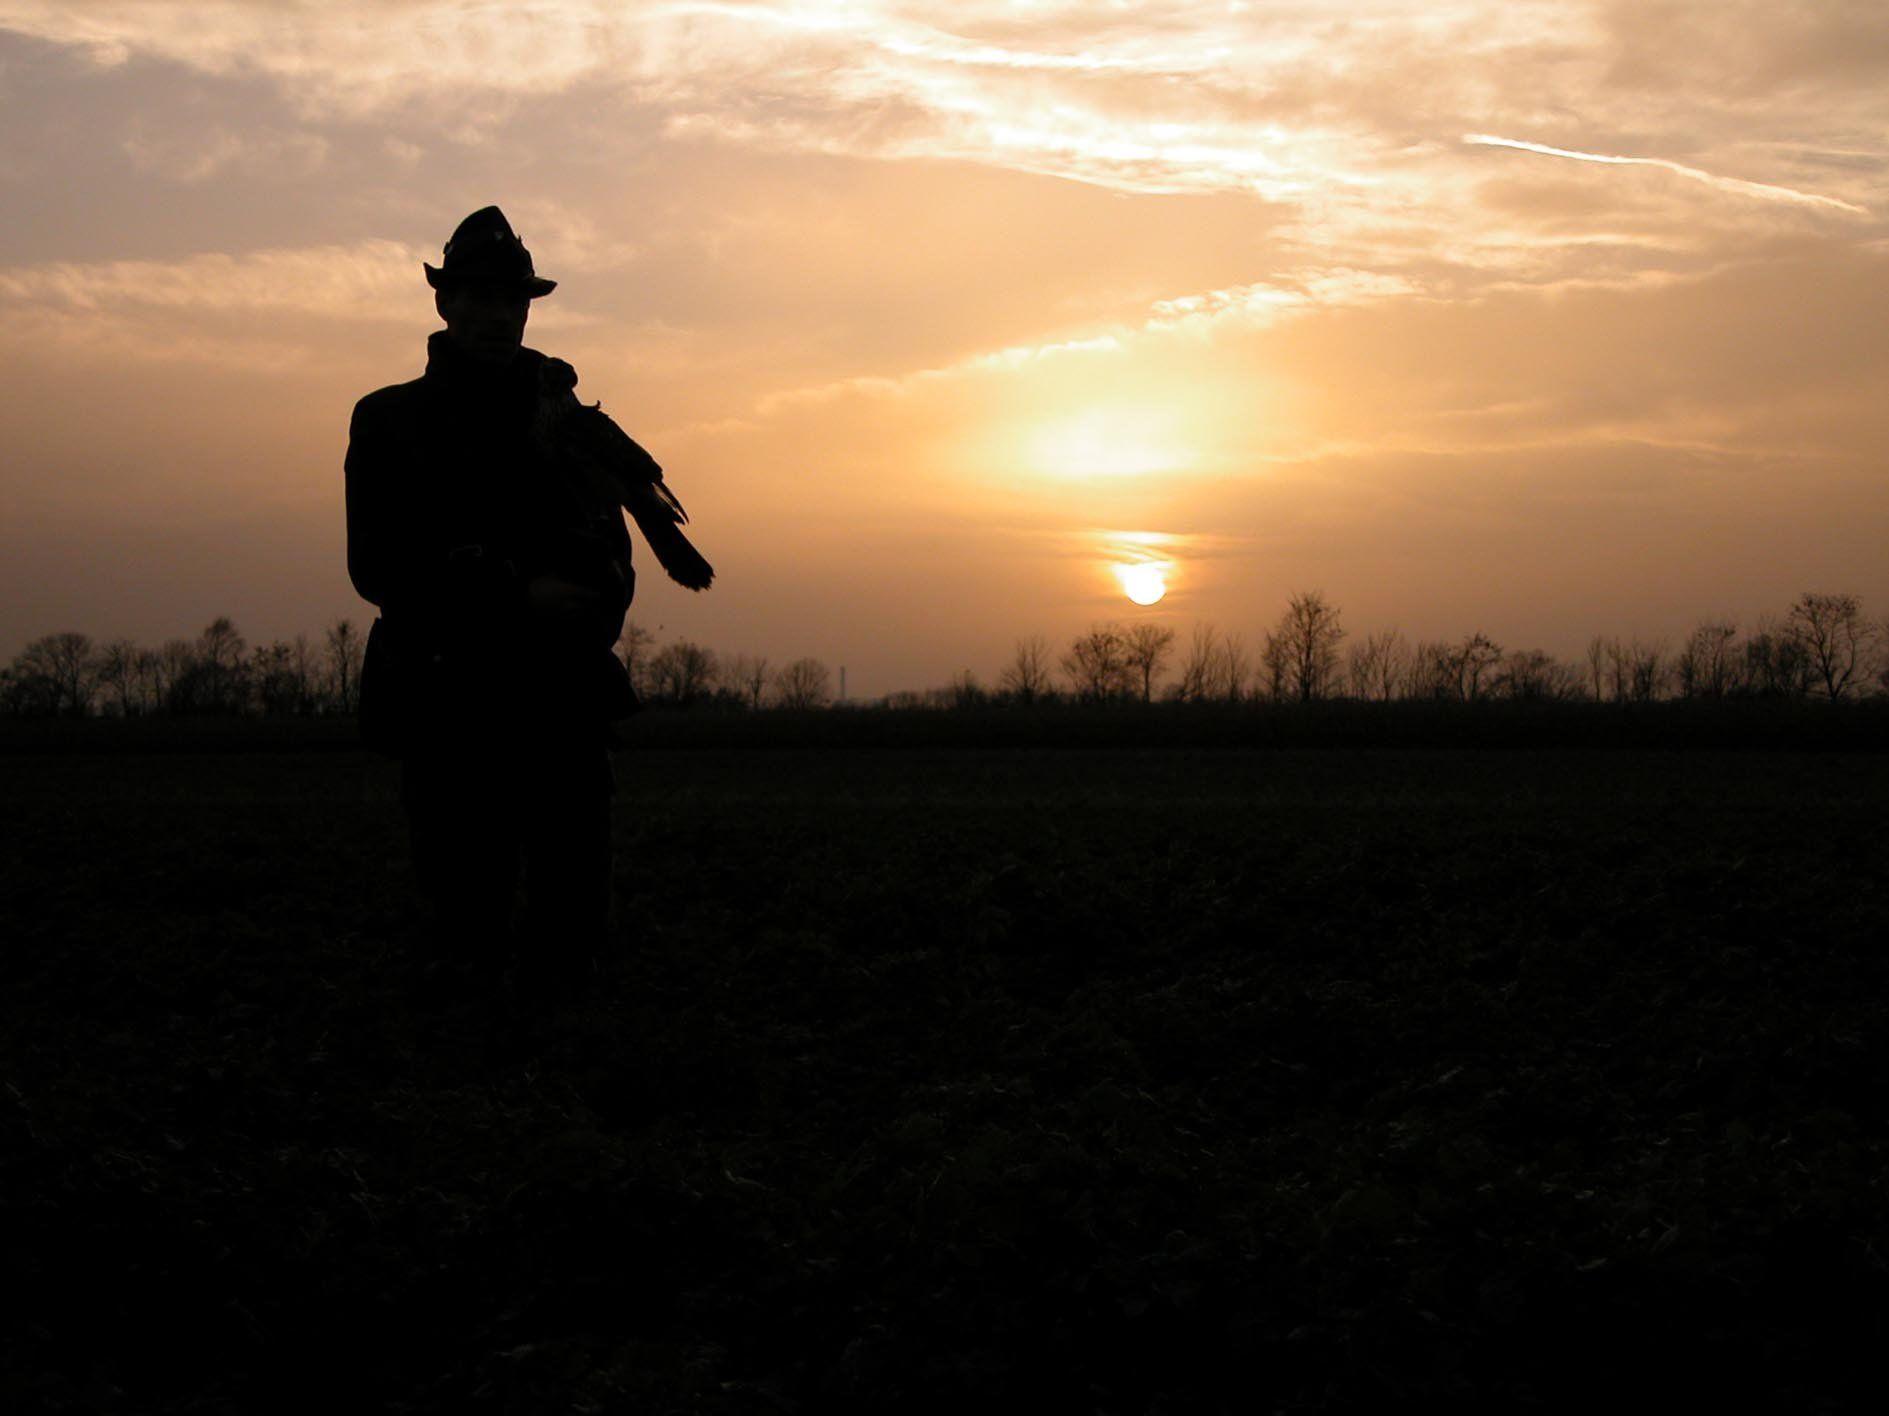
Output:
[
  {"xmin": 1028, "ymin": 406, "xmax": 1191, "ymax": 479},
  {"xmin": 1115, "ymin": 562, "xmax": 1170, "ymax": 606}
]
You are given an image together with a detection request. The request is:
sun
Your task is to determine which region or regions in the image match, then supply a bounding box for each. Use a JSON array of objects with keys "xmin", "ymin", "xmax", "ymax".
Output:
[{"xmin": 1115, "ymin": 562, "xmax": 1169, "ymax": 606}]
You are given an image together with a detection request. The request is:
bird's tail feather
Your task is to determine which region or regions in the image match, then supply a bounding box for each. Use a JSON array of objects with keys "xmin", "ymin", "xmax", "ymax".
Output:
[
  {"xmin": 649, "ymin": 478, "xmax": 690, "ymax": 526},
  {"xmin": 631, "ymin": 506, "xmax": 715, "ymax": 590}
]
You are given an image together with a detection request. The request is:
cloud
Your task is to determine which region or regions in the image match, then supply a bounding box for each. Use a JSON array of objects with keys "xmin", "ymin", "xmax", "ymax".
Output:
[
  {"xmin": 744, "ymin": 263, "xmax": 1419, "ymax": 424},
  {"xmin": 0, "ymin": 237, "xmax": 588, "ymax": 372},
  {"xmin": 0, "ymin": 239, "xmax": 426, "ymax": 318},
  {"xmin": 0, "ymin": 1, "xmax": 620, "ymax": 110},
  {"xmin": 513, "ymin": 200, "xmax": 642, "ymax": 274},
  {"xmin": 1464, "ymin": 134, "xmax": 1869, "ymax": 215},
  {"xmin": 121, "ymin": 119, "xmax": 330, "ymax": 183},
  {"xmin": 5, "ymin": 0, "xmax": 1878, "ymax": 316}
]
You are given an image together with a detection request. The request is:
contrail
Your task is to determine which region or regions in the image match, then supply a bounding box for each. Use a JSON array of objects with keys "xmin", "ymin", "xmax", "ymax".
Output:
[{"xmin": 1464, "ymin": 133, "xmax": 1867, "ymax": 215}]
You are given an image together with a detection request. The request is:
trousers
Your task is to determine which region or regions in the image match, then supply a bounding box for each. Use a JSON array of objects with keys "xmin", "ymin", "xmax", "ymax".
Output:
[{"xmin": 400, "ymin": 738, "xmax": 616, "ymax": 978}]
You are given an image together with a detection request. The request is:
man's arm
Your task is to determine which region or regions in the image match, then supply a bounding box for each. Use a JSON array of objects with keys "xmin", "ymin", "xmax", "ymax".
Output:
[
  {"xmin": 343, "ymin": 393, "xmax": 403, "ymax": 611},
  {"xmin": 345, "ymin": 391, "xmax": 524, "ymax": 642}
]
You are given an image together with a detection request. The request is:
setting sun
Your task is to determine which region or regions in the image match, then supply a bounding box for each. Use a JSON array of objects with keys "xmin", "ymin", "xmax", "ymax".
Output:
[{"xmin": 1115, "ymin": 562, "xmax": 1170, "ymax": 606}]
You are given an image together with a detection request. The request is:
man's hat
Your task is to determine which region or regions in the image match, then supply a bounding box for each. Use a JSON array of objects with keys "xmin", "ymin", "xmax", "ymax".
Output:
[{"xmin": 424, "ymin": 205, "xmax": 556, "ymax": 297}]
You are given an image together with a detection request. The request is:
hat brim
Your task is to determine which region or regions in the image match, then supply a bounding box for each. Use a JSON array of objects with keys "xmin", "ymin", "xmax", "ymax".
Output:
[{"xmin": 425, "ymin": 263, "xmax": 557, "ymax": 298}]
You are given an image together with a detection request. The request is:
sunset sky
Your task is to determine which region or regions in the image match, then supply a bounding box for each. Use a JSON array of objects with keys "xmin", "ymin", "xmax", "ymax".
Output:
[{"xmin": 3, "ymin": 1, "xmax": 1886, "ymax": 697}]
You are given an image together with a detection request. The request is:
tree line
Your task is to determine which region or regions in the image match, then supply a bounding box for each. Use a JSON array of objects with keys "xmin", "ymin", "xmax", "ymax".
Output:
[
  {"xmin": 6, "ymin": 590, "xmax": 1883, "ymax": 719},
  {"xmin": 2, "ymin": 618, "xmax": 368, "ymax": 719},
  {"xmin": 0, "ymin": 616, "xmax": 837, "ymax": 719},
  {"xmin": 957, "ymin": 589, "xmax": 1889, "ymax": 708},
  {"xmin": 613, "ymin": 623, "xmax": 836, "ymax": 710}
]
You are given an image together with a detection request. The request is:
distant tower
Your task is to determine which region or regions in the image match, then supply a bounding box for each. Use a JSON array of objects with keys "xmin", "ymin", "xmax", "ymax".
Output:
[{"xmin": 839, "ymin": 666, "xmax": 847, "ymax": 702}]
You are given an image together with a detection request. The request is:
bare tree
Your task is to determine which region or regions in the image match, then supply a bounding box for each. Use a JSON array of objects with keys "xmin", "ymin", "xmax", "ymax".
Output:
[
  {"xmin": 616, "ymin": 621, "xmax": 657, "ymax": 698},
  {"xmin": 1377, "ymin": 630, "xmax": 1413, "ymax": 702},
  {"xmin": 772, "ymin": 656, "xmax": 832, "ymax": 709},
  {"xmin": 745, "ymin": 655, "xmax": 773, "ymax": 708},
  {"xmin": 1675, "ymin": 620, "xmax": 1739, "ymax": 700},
  {"xmin": 724, "ymin": 652, "xmax": 770, "ymax": 709},
  {"xmin": 0, "ymin": 661, "xmax": 58, "ymax": 716},
  {"xmin": 1122, "ymin": 623, "xmax": 1176, "ymax": 703},
  {"xmin": 998, "ymin": 635, "xmax": 1054, "ymax": 704},
  {"xmin": 1215, "ymin": 631, "xmax": 1252, "ymax": 703},
  {"xmin": 13, "ymin": 632, "xmax": 100, "ymax": 717},
  {"xmin": 254, "ymin": 641, "xmax": 300, "ymax": 716},
  {"xmin": 133, "ymin": 648, "xmax": 164, "ymax": 716},
  {"xmin": 96, "ymin": 637, "xmax": 141, "ymax": 717},
  {"xmin": 1493, "ymin": 649, "xmax": 1582, "ymax": 701},
  {"xmin": 1399, "ymin": 634, "xmax": 1501, "ymax": 701},
  {"xmin": 1787, "ymin": 592, "xmax": 1876, "ymax": 701},
  {"xmin": 1600, "ymin": 636, "xmax": 1641, "ymax": 703},
  {"xmin": 199, "ymin": 616, "xmax": 244, "ymax": 670},
  {"xmin": 1585, "ymin": 635, "xmax": 1610, "ymax": 702},
  {"xmin": 1176, "ymin": 623, "xmax": 1252, "ymax": 703},
  {"xmin": 1060, "ymin": 623, "xmax": 1130, "ymax": 702},
  {"xmin": 324, "ymin": 619, "xmax": 363, "ymax": 714},
  {"xmin": 1347, "ymin": 628, "xmax": 1408, "ymax": 702},
  {"xmin": 290, "ymin": 634, "xmax": 320, "ymax": 714},
  {"xmin": 173, "ymin": 617, "xmax": 250, "ymax": 715},
  {"xmin": 49, "ymin": 631, "xmax": 101, "ymax": 716},
  {"xmin": 1742, "ymin": 618, "xmax": 1811, "ymax": 698},
  {"xmin": 946, "ymin": 669, "xmax": 986, "ymax": 709},
  {"xmin": 1458, "ymin": 633, "xmax": 1503, "ymax": 701},
  {"xmin": 1404, "ymin": 640, "xmax": 1457, "ymax": 700},
  {"xmin": 1257, "ymin": 631, "xmax": 1289, "ymax": 702},
  {"xmin": 8, "ymin": 633, "xmax": 98, "ymax": 716},
  {"xmin": 647, "ymin": 640, "xmax": 720, "ymax": 705},
  {"xmin": 1625, "ymin": 639, "xmax": 1667, "ymax": 703},
  {"xmin": 1176, "ymin": 623, "xmax": 1218, "ymax": 702},
  {"xmin": 1270, "ymin": 591, "xmax": 1345, "ymax": 702},
  {"xmin": 155, "ymin": 639, "xmax": 197, "ymax": 713},
  {"xmin": 1344, "ymin": 635, "xmax": 1375, "ymax": 701}
]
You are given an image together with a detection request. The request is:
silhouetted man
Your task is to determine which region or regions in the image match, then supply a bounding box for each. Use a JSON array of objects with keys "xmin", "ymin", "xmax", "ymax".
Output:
[{"xmin": 345, "ymin": 206, "xmax": 637, "ymax": 999}]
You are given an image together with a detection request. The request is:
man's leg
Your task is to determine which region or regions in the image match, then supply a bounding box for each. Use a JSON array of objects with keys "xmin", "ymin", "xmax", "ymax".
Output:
[
  {"xmin": 517, "ymin": 746, "xmax": 616, "ymax": 993},
  {"xmin": 401, "ymin": 747, "xmax": 521, "ymax": 971}
]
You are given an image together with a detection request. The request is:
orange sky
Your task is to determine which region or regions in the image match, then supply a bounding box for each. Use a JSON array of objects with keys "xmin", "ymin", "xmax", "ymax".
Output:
[{"xmin": 3, "ymin": 1, "xmax": 1887, "ymax": 697}]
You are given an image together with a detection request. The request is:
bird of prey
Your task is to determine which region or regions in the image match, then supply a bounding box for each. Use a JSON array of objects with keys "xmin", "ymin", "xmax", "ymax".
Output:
[{"xmin": 535, "ymin": 356, "xmax": 715, "ymax": 591}]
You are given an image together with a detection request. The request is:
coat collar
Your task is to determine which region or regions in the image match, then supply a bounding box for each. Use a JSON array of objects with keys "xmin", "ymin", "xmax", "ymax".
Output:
[{"xmin": 423, "ymin": 330, "xmax": 547, "ymax": 398}]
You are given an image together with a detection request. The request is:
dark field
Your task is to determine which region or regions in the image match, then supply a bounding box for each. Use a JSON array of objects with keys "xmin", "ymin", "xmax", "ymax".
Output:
[{"xmin": 6, "ymin": 722, "xmax": 1889, "ymax": 1411}]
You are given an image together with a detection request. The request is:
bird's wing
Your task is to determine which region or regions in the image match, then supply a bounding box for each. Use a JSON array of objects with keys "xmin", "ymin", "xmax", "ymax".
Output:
[{"xmin": 555, "ymin": 401, "xmax": 714, "ymax": 590}]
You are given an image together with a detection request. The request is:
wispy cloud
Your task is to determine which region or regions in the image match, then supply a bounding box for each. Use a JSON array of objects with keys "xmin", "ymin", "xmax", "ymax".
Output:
[
  {"xmin": 121, "ymin": 120, "xmax": 330, "ymax": 183},
  {"xmin": 1464, "ymin": 134, "xmax": 1869, "ymax": 215},
  {"xmin": 0, "ymin": 237, "xmax": 582, "ymax": 374},
  {"xmin": 1147, "ymin": 270, "xmax": 1422, "ymax": 332},
  {"xmin": 0, "ymin": 230, "xmax": 630, "ymax": 319},
  {"xmin": 736, "ymin": 265, "xmax": 1413, "ymax": 430},
  {"xmin": 5, "ymin": 2, "xmax": 1883, "ymax": 279},
  {"xmin": 0, "ymin": 240, "xmax": 427, "ymax": 319}
]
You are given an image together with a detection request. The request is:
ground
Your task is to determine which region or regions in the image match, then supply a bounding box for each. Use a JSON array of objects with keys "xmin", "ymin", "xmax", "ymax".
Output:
[{"xmin": 5, "ymin": 717, "xmax": 1887, "ymax": 1411}]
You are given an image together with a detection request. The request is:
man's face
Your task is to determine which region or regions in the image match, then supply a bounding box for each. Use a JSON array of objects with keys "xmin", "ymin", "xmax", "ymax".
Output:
[{"xmin": 436, "ymin": 279, "xmax": 530, "ymax": 366}]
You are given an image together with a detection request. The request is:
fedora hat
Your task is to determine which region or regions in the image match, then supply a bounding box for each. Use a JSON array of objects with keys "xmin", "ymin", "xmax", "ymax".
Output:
[{"xmin": 423, "ymin": 205, "xmax": 557, "ymax": 297}]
